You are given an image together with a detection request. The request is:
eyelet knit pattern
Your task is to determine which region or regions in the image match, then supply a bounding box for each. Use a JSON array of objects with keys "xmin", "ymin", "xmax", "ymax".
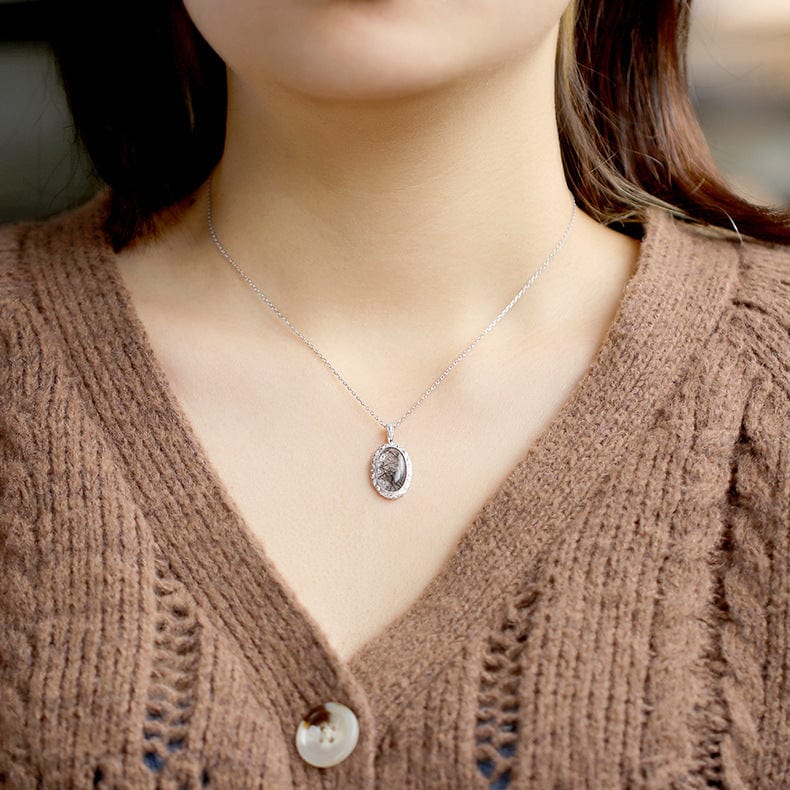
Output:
[
  {"xmin": 0, "ymin": 191, "xmax": 788, "ymax": 788},
  {"xmin": 474, "ymin": 587, "xmax": 539, "ymax": 787}
]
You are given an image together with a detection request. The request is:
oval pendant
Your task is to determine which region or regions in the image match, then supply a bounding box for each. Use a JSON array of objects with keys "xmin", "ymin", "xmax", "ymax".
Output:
[{"xmin": 370, "ymin": 423, "xmax": 412, "ymax": 499}]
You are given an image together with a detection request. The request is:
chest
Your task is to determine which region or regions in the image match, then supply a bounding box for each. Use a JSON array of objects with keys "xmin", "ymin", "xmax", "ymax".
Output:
[
  {"xmin": 150, "ymin": 321, "xmax": 601, "ymax": 663},
  {"xmin": 110, "ymin": 233, "xmax": 640, "ymax": 663}
]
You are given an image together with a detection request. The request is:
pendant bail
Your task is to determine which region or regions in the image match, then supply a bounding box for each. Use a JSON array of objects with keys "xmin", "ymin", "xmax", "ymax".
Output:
[{"xmin": 386, "ymin": 422, "xmax": 395, "ymax": 443}]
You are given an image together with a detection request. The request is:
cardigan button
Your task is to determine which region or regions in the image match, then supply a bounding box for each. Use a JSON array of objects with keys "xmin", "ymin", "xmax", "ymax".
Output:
[{"xmin": 295, "ymin": 701, "xmax": 359, "ymax": 768}]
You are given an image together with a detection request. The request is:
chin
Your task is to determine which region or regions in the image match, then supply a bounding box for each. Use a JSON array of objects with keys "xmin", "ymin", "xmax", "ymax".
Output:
[
  {"xmin": 184, "ymin": 0, "xmax": 556, "ymax": 104},
  {"xmin": 243, "ymin": 29, "xmax": 481, "ymax": 103},
  {"xmin": 256, "ymin": 49, "xmax": 470, "ymax": 104}
]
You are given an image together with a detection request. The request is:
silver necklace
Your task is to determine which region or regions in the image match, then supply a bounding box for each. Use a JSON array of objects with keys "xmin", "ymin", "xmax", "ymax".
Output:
[{"xmin": 206, "ymin": 174, "xmax": 576, "ymax": 500}]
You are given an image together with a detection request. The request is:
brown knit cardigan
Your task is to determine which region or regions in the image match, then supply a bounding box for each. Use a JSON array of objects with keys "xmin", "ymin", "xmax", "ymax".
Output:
[{"xmin": 1, "ymin": 189, "xmax": 788, "ymax": 789}]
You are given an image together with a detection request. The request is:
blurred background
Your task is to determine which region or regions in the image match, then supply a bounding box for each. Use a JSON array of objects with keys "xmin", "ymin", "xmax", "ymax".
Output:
[{"xmin": 1, "ymin": 0, "xmax": 789, "ymax": 223}]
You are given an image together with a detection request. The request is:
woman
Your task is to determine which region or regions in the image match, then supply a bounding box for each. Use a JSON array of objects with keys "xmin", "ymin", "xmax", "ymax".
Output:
[{"xmin": 1, "ymin": 0, "xmax": 788, "ymax": 787}]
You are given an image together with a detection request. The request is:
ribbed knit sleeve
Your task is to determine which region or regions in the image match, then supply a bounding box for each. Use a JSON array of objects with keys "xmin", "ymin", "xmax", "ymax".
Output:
[{"xmin": 719, "ymin": 239, "xmax": 790, "ymax": 787}]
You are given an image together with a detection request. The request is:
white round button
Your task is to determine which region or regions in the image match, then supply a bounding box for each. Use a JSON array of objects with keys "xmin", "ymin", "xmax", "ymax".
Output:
[{"xmin": 295, "ymin": 701, "xmax": 359, "ymax": 768}]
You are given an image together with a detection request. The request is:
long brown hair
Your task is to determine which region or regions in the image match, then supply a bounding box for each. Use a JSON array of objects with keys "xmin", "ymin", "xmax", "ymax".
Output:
[
  {"xmin": 47, "ymin": 0, "xmax": 790, "ymax": 251},
  {"xmin": 557, "ymin": 0, "xmax": 789, "ymax": 243}
]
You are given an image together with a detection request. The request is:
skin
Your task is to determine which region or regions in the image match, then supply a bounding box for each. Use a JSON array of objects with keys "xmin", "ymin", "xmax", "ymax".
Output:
[{"xmin": 117, "ymin": 0, "xmax": 641, "ymax": 662}]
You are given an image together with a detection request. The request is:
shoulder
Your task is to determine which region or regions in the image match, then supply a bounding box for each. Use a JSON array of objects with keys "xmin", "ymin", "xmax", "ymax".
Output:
[
  {"xmin": 0, "ymin": 188, "xmax": 113, "ymax": 305},
  {"xmin": 661, "ymin": 214, "xmax": 790, "ymax": 393},
  {"xmin": 726, "ymin": 230, "xmax": 790, "ymax": 362},
  {"xmin": 726, "ymin": 232, "xmax": 789, "ymax": 395},
  {"xmin": 0, "ymin": 214, "xmax": 60, "ymax": 399},
  {"xmin": 0, "ymin": 216, "xmax": 47, "ymax": 392},
  {"xmin": 0, "ymin": 189, "xmax": 113, "ymax": 363},
  {"xmin": 0, "ymin": 212, "xmax": 38, "ymax": 307},
  {"xmin": 0, "ymin": 191, "xmax": 114, "ymax": 457}
]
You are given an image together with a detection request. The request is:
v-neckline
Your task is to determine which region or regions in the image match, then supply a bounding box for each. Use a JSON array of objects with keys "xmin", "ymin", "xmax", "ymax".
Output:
[{"xmin": 38, "ymin": 188, "xmax": 731, "ymax": 732}]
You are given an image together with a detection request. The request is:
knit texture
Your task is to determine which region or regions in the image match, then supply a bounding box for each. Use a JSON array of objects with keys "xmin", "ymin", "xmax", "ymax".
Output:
[{"xmin": 0, "ymin": 190, "xmax": 788, "ymax": 789}]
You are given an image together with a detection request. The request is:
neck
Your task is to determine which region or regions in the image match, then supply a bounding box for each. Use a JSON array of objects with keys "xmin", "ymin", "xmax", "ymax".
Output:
[{"xmin": 197, "ymin": 23, "xmax": 581, "ymax": 351}]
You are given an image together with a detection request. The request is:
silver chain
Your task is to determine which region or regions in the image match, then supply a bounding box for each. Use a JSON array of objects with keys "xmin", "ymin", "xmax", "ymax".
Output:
[{"xmin": 206, "ymin": 174, "xmax": 576, "ymax": 433}]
